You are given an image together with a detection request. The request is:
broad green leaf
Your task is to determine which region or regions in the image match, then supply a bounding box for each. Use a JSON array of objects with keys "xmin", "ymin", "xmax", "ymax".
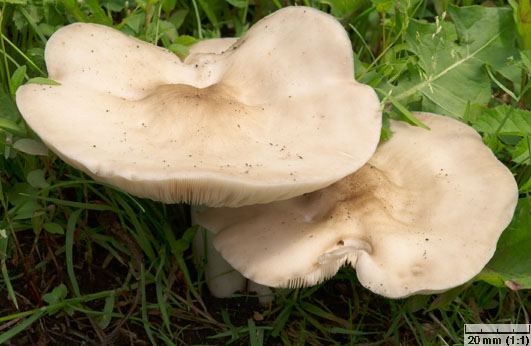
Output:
[
  {"xmin": 521, "ymin": 51, "xmax": 531, "ymax": 72},
  {"xmin": 12, "ymin": 7, "xmax": 28, "ymax": 31},
  {"xmin": 169, "ymin": 43, "xmax": 189, "ymax": 57},
  {"xmin": 86, "ymin": 0, "xmax": 112, "ymax": 25},
  {"xmin": 27, "ymin": 169, "xmax": 50, "ymax": 189},
  {"xmin": 6, "ymin": 182, "xmax": 34, "ymax": 206},
  {"xmin": 43, "ymin": 284, "xmax": 69, "ymax": 315},
  {"xmin": 478, "ymin": 197, "xmax": 531, "ymax": 290},
  {"xmin": 428, "ymin": 283, "xmax": 470, "ymax": 311},
  {"xmin": 26, "ymin": 77, "xmax": 61, "ymax": 86},
  {"xmin": 406, "ymin": 294, "xmax": 431, "ymax": 313},
  {"xmin": 1, "ymin": 132, "xmax": 9, "ymax": 159},
  {"xmin": 43, "ymin": 1, "xmax": 65, "ymax": 27},
  {"xmin": 173, "ymin": 35, "xmax": 198, "ymax": 46},
  {"xmin": 13, "ymin": 138, "xmax": 48, "ymax": 156},
  {"xmin": 226, "ymin": 0, "xmax": 247, "ymax": 9},
  {"xmin": 124, "ymin": 12, "xmax": 145, "ymax": 34},
  {"xmin": 511, "ymin": 137, "xmax": 531, "ymax": 165},
  {"xmin": 520, "ymin": 175, "xmax": 531, "ymax": 193},
  {"xmin": 0, "ymin": 89, "xmax": 21, "ymax": 123},
  {"xmin": 37, "ymin": 22, "xmax": 56, "ymax": 37},
  {"xmin": 168, "ymin": 9, "xmax": 188, "ymax": 30},
  {"xmin": 102, "ymin": 0, "xmax": 126, "ymax": 12},
  {"xmin": 10, "ymin": 66, "xmax": 26, "ymax": 96},
  {"xmin": 61, "ymin": 0, "xmax": 90, "ymax": 22},
  {"xmin": 158, "ymin": 20, "xmax": 178, "ymax": 42},
  {"xmin": 373, "ymin": 0, "xmax": 393, "ymax": 13},
  {"xmin": 515, "ymin": 0, "xmax": 531, "ymax": 49},
  {"xmin": 162, "ymin": 0, "xmax": 176, "ymax": 13},
  {"xmin": 471, "ymin": 105, "xmax": 531, "ymax": 136},
  {"xmin": 43, "ymin": 222, "xmax": 64, "ymax": 235},
  {"xmin": 394, "ymin": 5, "xmax": 518, "ymax": 119},
  {"xmin": 10, "ymin": 200, "xmax": 43, "ymax": 220},
  {"xmin": 42, "ymin": 283, "xmax": 68, "ymax": 304},
  {"xmin": 0, "ymin": 119, "xmax": 25, "ymax": 136},
  {"xmin": 319, "ymin": 0, "xmax": 362, "ymax": 18}
]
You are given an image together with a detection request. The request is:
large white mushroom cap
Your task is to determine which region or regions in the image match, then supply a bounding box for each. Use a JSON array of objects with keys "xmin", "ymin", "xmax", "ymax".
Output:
[
  {"xmin": 16, "ymin": 7, "xmax": 381, "ymax": 207},
  {"xmin": 198, "ymin": 113, "xmax": 519, "ymax": 298}
]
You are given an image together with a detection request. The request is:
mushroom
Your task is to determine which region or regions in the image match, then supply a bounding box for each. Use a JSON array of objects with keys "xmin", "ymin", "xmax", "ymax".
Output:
[
  {"xmin": 197, "ymin": 112, "xmax": 519, "ymax": 298},
  {"xmin": 16, "ymin": 7, "xmax": 382, "ymax": 299},
  {"xmin": 15, "ymin": 6, "xmax": 381, "ymax": 208}
]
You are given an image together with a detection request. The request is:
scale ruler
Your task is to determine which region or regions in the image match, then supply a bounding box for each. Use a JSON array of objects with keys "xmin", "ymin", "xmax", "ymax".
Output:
[{"xmin": 464, "ymin": 324, "xmax": 531, "ymax": 346}]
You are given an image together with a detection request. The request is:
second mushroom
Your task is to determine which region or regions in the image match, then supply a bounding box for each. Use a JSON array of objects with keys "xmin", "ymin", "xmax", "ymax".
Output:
[{"xmin": 198, "ymin": 112, "xmax": 518, "ymax": 298}]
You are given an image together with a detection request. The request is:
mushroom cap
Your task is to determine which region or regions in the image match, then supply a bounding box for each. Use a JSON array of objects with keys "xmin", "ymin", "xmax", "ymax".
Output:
[
  {"xmin": 16, "ymin": 7, "xmax": 381, "ymax": 207},
  {"xmin": 197, "ymin": 112, "xmax": 519, "ymax": 298}
]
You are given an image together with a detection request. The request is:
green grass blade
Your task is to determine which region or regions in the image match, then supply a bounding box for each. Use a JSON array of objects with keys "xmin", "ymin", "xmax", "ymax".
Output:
[
  {"xmin": 381, "ymin": 88, "xmax": 430, "ymax": 130},
  {"xmin": 66, "ymin": 209, "xmax": 82, "ymax": 297},
  {"xmin": 16, "ymin": 6, "xmax": 47, "ymax": 45},
  {"xmin": 221, "ymin": 308, "xmax": 239, "ymax": 340},
  {"xmin": 0, "ymin": 35, "xmax": 46, "ymax": 76},
  {"xmin": 0, "ymin": 258, "xmax": 18, "ymax": 310},
  {"xmin": 20, "ymin": 193, "xmax": 121, "ymax": 212},
  {"xmin": 0, "ymin": 310, "xmax": 45, "ymax": 344},
  {"xmin": 248, "ymin": 319, "xmax": 263, "ymax": 346},
  {"xmin": 156, "ymin": 278, "xmax": 172, "ymax": 336},
  {"xmin": 0, "ymin": 228, "xmax": 18, "ymax": 310},
  {"xmin": 140, "ymin": 263, "xmax": 157, "ymax": 345},
  {"xmin": 113, "ymin": 193, "xmax": 155, "ymax": 260},
  {"xmin": 272, "ymin": 303, "xmax": 293, "ymax": 337},
  {"xmin": 96, "ymin": 290, "xmax": 115, "ymax": 329},
  {"xmin": 60, "ymin": 0, "xmax": 90, "ymax": 22},
  {"xmin": 196, "ymin": 0, "xmax": 219, "ymax": 30},
  {"xmin": 190, "ymin": 0, "xmax": 203, "ymax": 39},
  {"xmin": 485, "ymin": 63, "xmax": 518, "ymax": 102}
]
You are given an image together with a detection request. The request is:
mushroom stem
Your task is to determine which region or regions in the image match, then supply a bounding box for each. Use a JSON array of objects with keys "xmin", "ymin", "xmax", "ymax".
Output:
[
  {"xmin": 191, "ymin": 206, "xmax": 274, "ymax": 303},
  {"xmin": 248, "ymin": 280, "xmax": 274, "ymax": 306},
  {"xmin": 191, "ymin": 206, "xmax": 246, "ymax": 298}
]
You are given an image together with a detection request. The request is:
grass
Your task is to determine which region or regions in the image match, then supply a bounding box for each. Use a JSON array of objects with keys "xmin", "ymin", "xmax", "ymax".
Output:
[{"xmin": 0, "ymin": 0, "xmax": 530, "ymax": 344}]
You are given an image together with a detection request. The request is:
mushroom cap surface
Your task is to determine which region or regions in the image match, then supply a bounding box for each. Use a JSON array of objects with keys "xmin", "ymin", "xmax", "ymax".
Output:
[
  {"xmin": 16, "ymin": 7, "xmax": 381, "ymax": 207},
  {"xmin": 198, "ymin": 113, "xmax": 519, "ymax": 298}
]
